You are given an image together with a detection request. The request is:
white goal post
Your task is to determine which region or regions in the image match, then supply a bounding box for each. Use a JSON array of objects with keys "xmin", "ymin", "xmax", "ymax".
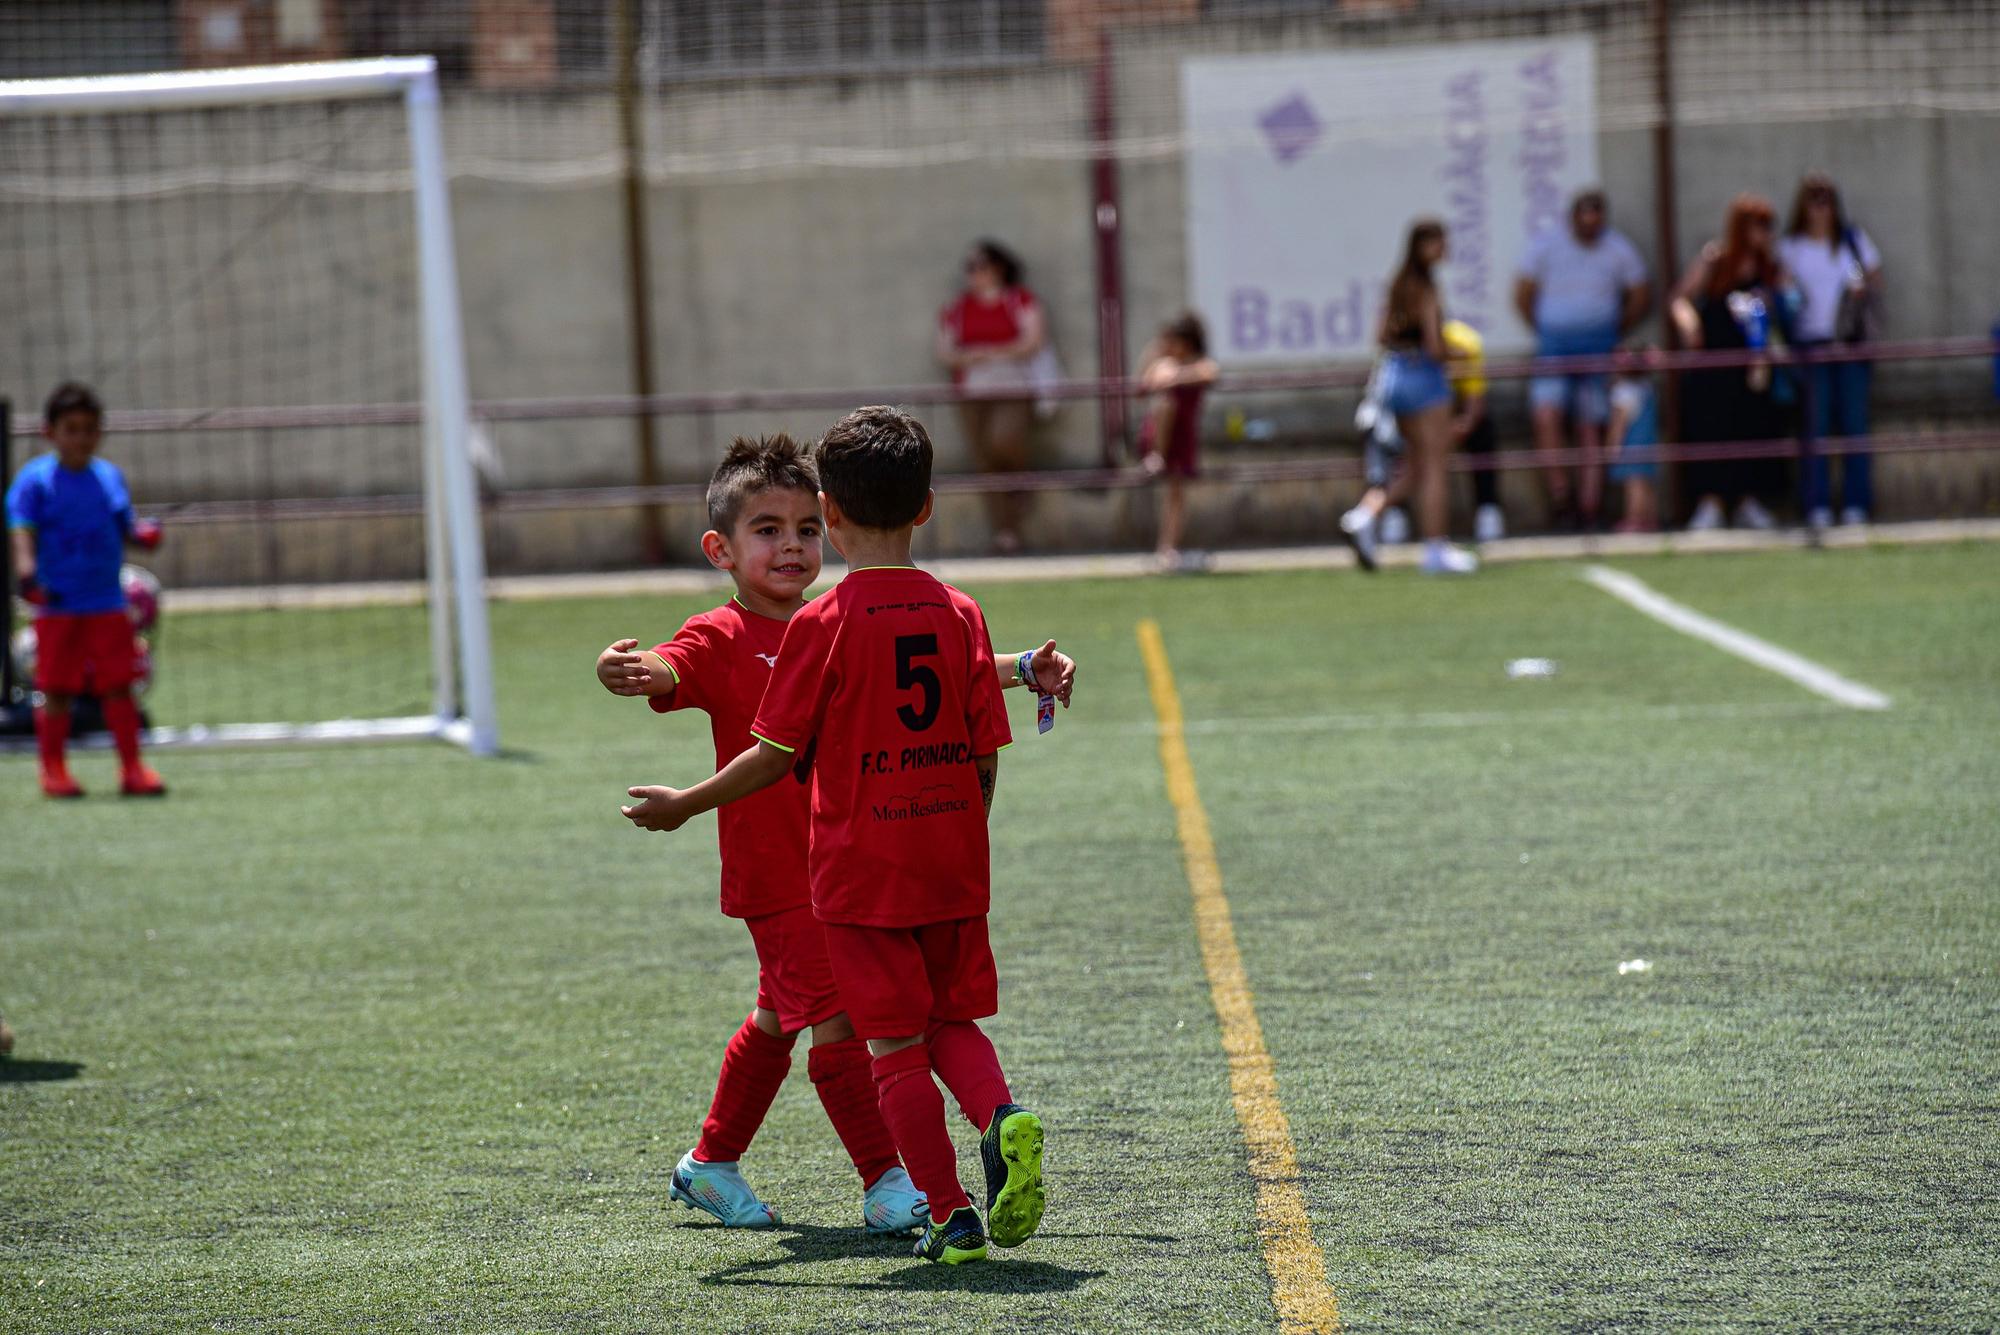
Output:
[{"xmin": 0, "ymin": 58, "xmax": 498, "ymax": 757}]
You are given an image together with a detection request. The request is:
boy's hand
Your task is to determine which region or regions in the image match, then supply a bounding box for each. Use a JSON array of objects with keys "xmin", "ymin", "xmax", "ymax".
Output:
[
  {"xmin": 597, "ymin": 639, "xmax": 655, "ymax": 696},
  {"xmin": 622, "ymin": 785, "xmax": 694, "ymax": 832},
  {"xmin": 1027, "ymin": 639, "xmax": 1076, "ymax": 707},
  {"xmin": 1140, "ymin": 451, "xmax": 1166, "ymax": 477},
  {"xmin": 129, "ymin": 519, "xmax": 163, "ymax": 549}
]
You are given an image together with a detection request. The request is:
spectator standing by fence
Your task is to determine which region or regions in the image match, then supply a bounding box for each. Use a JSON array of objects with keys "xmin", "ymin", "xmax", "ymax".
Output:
[
  {"xmin": 1780, "ymin": 172, "xmax": 1884, "ymax": 528},
  {"xmin": 936, "ymin": 239, "xmax": 1045, "ymax": 555},
  {"xmin": 1670, "ymin": 193, "xmax": 1792, "ymax": 531},
  {"xmin": 1340, "ymin": 219, "xmax": 1477, "ymax": 575},
  {"xmin": 1514, "ymin": 189, "xmax": 1652, "ymax": 533}
]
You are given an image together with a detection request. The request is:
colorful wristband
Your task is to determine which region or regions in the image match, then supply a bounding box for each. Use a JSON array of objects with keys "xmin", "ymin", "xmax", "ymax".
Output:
[{"xmin": 1016, "ymin": 650, "xmax": 1038, "ymax": 693}]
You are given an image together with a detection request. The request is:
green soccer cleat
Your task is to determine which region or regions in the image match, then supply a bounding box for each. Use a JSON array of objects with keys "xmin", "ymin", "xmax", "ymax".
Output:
[
  {"xmin": 668, "ymin": 1150, "xmax": 779, "ymax": 1228},
  {"xmin": 980, "ymin": 1103, "xmax": 1045, "ymax": 1248},
  {"xmin": 912, "ymin": 1205, "xmax": 987, "ymax": 1264}
]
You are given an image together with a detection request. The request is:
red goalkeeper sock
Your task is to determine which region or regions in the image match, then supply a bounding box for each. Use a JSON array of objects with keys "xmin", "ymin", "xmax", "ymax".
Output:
[
  {"xmin": 925, "ymin": 1019, "xmax": 1012, "ymax": 1133},
  {"xmin": 100, "ymin": 694, "xmax": 144, "ymax": 772},
  {"xmin": 693, "ymin": 1015, "xmax": 795, "ymax": 1164},
  {"xmin": 34, "ymin": 706, "xmax": 71, "ymax": 781},
  {"xmin": 808, "ymin": 1036, "xmax": 901, "ymax": 1187},
  {"xmin": 872, "ymin": 1044, "xmax": 970, "ymax": 1217}
]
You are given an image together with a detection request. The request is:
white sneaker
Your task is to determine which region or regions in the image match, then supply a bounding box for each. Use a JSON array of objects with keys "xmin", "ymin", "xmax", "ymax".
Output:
[
  {"xmin": 1735, "ymin": 498, "xmax": 1777, "ymax": 531},
  {"xmin": 1474, "ymin": 503, "xmax": 1506, "ymax": 544},
  {"xmin": 668, "ymin": 1151, "xmax": 779, "ymax": 1228},
  {"xmin": 1840, "ymin": 506, "xmax": 1869, "ymax": 526},
  {"xmin": 1379, "ymin": 506, "xmax": 1412, "ymax": 546},
  {"xmin": 1339, "ymin": 504, "xmax": 1379, "ymax": 572},
  {"xmin": 1806, "ymin": 506, "xmax": 1833, "ymax": 530},
  {"xmin": 1687, "ymin": 498, "xmax": 1725, "ymax": 532},
  {"xmin": 861, "ymin": 1165, "xmax": 930, "ymax": 1235},
  {"xmin": 1420, "ymin": 541, "xmax": 1479, "ymax": 575}
]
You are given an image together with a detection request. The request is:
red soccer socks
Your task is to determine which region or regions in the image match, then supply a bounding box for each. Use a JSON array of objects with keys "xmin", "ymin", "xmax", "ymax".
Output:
[
  {"xmin": 100, "ymin": 695, "xmax": 164, "ymax": 795},
  {"xmin": 872, "ymin": 1044, "xmax": 971, "ymax": 1217},
  {"xmin": 808, "ymin": 1036, "xmax": 901, "ymax": 1187},
  {"xmin": 694, "ymin": 1014, "xmax": 795, "ymax": 1165},
  {"xmin": 925, "ymin": 1019, "xmax": 1012, "ymax": 1133},
  {"xmin": 34, "ymin": 707, "xmax": 80, "ymax": 797}
]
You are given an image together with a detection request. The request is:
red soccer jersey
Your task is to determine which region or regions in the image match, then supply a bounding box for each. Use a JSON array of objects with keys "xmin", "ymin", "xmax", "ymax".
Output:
[
  {"xmin": 751, "ymin": 567, "xmax": 1012, "ymax": 928},
  {"xmin": 650, "ymin": 598, "xmax": 812, "ymax": 919}
]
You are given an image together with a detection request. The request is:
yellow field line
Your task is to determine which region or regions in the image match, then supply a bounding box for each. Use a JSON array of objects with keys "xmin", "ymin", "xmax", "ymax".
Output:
[{"xmin": 1136, "ymin": 619, "xmax": 1340, "ymax": 1335}]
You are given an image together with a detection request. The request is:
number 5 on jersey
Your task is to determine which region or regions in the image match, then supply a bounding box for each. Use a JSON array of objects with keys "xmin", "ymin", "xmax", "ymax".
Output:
[{"xmin": 895, "ymin": 634, "xmax": 941, "ymax": 732}]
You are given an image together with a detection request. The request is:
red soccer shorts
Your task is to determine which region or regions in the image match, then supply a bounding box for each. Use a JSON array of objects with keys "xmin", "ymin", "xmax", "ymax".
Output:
[
  {"xmin": 820, "ymin": 916, "xmax": 999, "ymax": 1041},
  {"xmin": 745, "ymin": 904, "xmax": 845, "ymax": 1034},
  {"xmin": 34, "ymin": 612, "xmax": 140, "ymax": 697}
]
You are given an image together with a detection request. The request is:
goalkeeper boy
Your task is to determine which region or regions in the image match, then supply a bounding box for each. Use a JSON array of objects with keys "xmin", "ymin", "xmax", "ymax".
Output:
[
  {"xmin": 6, "ymin": 383, "xmax": 164, "ymax": 798},
  {"xmin": 596, "ymin": 432, "xmax": 1072, "ymax": 1238}
]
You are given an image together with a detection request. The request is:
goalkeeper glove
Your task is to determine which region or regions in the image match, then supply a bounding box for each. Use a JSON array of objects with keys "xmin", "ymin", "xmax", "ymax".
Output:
[{"xmin": 130, "ymin": 518, "xmax": 163, "ymax": 549}]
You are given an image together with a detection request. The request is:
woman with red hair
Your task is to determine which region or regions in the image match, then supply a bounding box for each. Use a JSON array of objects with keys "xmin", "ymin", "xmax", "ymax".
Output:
[{"xmin": 1669, "ymin": 194, "xmax": 1794, "ymax": 530}]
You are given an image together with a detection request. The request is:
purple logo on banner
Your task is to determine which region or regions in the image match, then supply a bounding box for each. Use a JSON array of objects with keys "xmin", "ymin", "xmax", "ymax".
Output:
[{"xmin": 1257, "ymin": 92, "xmax": 1323, "ymax": 164}]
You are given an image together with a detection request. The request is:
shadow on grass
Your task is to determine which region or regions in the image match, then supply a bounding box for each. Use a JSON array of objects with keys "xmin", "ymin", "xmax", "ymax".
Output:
[
  {"xmin": 0, "ymin": 1058, "xmax": 84, "ymax": 1084},
  {"xmin": 699, "ymin": 1222, "xmax": 1106, "ymax": 1293}
]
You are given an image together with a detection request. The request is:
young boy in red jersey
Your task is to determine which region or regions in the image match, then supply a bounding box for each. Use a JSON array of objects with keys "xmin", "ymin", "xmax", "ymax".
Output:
[
  {"xmin": 622, "ymin": 407, "xmax": 1046, "ymax": 1265},
  {"xmin": 599, "ymin": 433, "xmax": 1072, "ymax": 1239},
  {"xmin": 6, "ymin": 383, "xmax": 164, "ymax": 798}
]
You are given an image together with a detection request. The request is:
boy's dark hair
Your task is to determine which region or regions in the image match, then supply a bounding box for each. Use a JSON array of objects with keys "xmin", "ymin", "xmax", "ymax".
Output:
[
  {"xmin": 814, "ymin": 406, "xmax": 933, "ymax": 530},
  {"xmin": 44, "ymin": 381, "xmax": 103, "ymax": 426},
  {"xmin": 705, "ymin": 433, "xmax": 818, "ymax": 534},
  {"xmin": 1164, "ymin": 310, "xmax": 1207, "ymax": 357}
]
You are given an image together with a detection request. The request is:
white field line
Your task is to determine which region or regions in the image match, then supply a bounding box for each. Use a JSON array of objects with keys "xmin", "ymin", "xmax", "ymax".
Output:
[
  {"xmin": 1077, "ymin": 698, "xmax": 1841, "ymax": 738},
  {"xmin": 1583, "ymin": 565, "xmax": 1891, "ymax": 710}
]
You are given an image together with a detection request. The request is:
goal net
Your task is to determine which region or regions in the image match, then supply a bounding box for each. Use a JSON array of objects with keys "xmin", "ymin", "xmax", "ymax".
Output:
[{"xmin": 0, "ymin": 59, "xmax": 496, "ymax": 755}]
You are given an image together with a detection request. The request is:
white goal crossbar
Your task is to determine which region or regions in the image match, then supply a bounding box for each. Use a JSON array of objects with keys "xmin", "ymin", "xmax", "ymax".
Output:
[{"xmin": 1, "ymin": 59, "xmax": 498, "ymax": 757}]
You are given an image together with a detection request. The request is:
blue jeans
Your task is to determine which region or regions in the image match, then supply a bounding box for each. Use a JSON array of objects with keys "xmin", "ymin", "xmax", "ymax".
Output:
[
  {"xmin": 1380, "ymin": 351, "xmax": 1451, "ymax": 417},
  {"xmin": 1530, "ymin": 324, "xmax": 1619, "ymax": 424},
  {"xmin": 1799, "ymin": 349, "xmax": 1873, "ymax": 513}
]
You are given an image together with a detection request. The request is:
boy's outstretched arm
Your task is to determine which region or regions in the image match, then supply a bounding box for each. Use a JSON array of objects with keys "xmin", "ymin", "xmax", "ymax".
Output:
[
  {"xmin": 1000, "ymin": 639, "xmax": 1076, "ymax": 707},
  {"xmin": 622, "ymin": 739, "xmax": 792, "ymax": 832},
  {"xmin": 975, "ymin": 751, "xmax": 999, "ymax": 818},
  {"xmin": 597, "ymin": 638, "xmax": 669, "ymax": 699}
]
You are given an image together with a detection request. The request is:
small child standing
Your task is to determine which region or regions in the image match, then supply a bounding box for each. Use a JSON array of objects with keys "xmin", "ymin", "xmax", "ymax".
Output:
[
  {"xmin": 1606, "ymin": 352, "xmax": 1662, "ymax": 533},
  {"xmin": 5, "ymin": 383, "xmax": 164, "ymax": 798},
  {"xmin": 623, "ymin": 406, "xmax": 1048, "ymax": 1265},
  {"xmin": 1135, "ymin": 312, "xmax": 1219, "ymax": 571},
  {"xmin": 601, "ymin": 432, "xmax": 1072, "ymax": 1241}
]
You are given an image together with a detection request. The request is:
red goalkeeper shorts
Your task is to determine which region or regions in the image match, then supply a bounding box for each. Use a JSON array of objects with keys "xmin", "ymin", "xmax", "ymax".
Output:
[
  {"xmin": 744, "ymin": 905, "xmax": 844, "ymax": 1034},
  {"xmin": 820, "ymin": 917, "xmax": 999, "ymax": 1041},
  {"xmin": 35, "ymin": 611, "xmax": 140, "ymax": 697}
]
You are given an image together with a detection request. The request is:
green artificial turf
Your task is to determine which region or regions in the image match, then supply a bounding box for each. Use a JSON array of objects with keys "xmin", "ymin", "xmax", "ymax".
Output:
[{"xmin": 3, "ymin": 544, "xmax": 1996, "ymax": 1331}]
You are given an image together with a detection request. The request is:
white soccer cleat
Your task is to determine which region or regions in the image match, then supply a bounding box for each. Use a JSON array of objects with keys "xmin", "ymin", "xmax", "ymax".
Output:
[
  {"xmin": 861, "ymin": 1165, "xmax": 930, "ymax": 1235},
  {"xmin": 1840, "ymin": 506, "xmax": 1870, "ymax": 526},
  {"xmin": 1806, "ymin": 505, "xmax": 1833, "ymax": 530},
  {"xmin": 1735, "ymin": 498, "xmax": 1777, "ymax": 531},
  {"xmin": 1686, "ymin": 497, "xmax": 1725, "ymax": 532},
  {"xmin": 1474, "ymin": 503, "xmax": 1506, "ymax": 544},
  {"xmin": 1420, "ymin": 542, "xmax": 1479, "ymax": 575},
  {"xmin": 1339, "ymin": 504, "xmax": 1379, "ymax": 572},
  {"xmin": 668, "ymin": 1150, "xmax": 779, "ymax": 1228}
]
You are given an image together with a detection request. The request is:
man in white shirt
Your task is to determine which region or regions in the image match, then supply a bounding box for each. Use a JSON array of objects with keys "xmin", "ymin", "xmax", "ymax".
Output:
[{"xmin": 1514, "ymin": 189, "xmax": 1652, "ymax": 530}]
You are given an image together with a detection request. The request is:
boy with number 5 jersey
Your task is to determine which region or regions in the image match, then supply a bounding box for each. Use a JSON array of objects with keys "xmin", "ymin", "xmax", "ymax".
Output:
[
  {"xmin": 601, "ymin": 432, "xmax": 1071, "ymax": 1242},
  {"xmin": 623, "ymin": 407, "xmax": 1050, "ymax": 1265}
]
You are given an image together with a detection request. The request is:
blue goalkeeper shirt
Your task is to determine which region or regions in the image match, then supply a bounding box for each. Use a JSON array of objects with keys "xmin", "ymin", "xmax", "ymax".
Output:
[{"xmin": 6, "ymin": 453, "xmax": 133, "ymax": 614}]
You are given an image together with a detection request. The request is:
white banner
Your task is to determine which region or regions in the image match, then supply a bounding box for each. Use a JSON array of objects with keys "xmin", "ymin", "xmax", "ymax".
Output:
[{"xmin": 1183, "ymin": 38, "xmax": 1599, "ymax": 363}]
